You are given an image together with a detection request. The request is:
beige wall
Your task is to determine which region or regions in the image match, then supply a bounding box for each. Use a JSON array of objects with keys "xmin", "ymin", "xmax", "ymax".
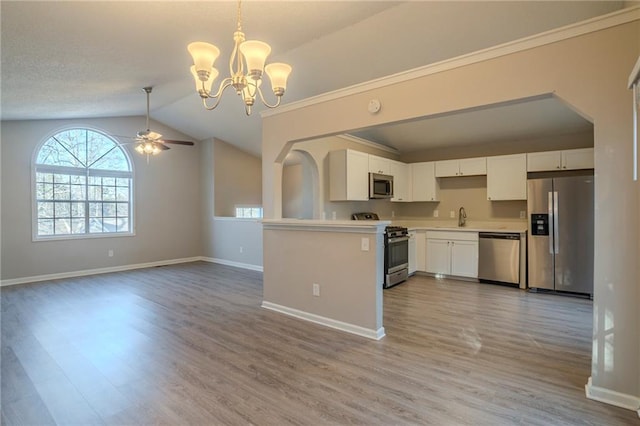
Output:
[
  {"xmin": 200, "ymin": 138, "xmax": 263, "ymax": 269},
  {"xmin": 214, "ymin": 138, "xmax": 262, "ymax": 217},
  {"xmin": 262, "ymin": 19, "xmax": 640, "ymax": 402},
  {"xmin": 1, "ymin": 117, "xmax": 203, "ymax": 281}
]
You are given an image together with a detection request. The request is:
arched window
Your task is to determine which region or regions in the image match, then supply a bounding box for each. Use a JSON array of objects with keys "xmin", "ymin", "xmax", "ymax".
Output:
[{"xmin": 33, "ymin": 128, "xmax": 133, "ymax": 239}]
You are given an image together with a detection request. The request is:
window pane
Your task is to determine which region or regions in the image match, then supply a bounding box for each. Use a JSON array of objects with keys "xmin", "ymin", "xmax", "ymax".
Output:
[
  {"xmin": 36, "ymin": 139, "xmax": 84, "ymax": 168},
  {"xmin": 71, "ymin": 219, "xmax": 85, "ymax": 234},
  {"xmin": 54, "ymin": 129, "xmax": 88, "ymax": 166},
  {"xmin": 70, "ymin": 184, "xmax": 85, "ymax": 200},
  {"xmin": 103, "ymin": 218, "xmax": 117, "ymax": 232},
  {"xmin": 89, "ymin": 218, "xmax": 103, "ymax": 233},
  {"xmin": 38, "ymin": 202, "xmax": 54, "ymax": 218},
  {"xmin": 54, "ymin": 183, "xmax": 70, "ymax": 200},
  {"xmin": 54, "ymin": 218, "xmax": 71, "ymax": 234},
  {"xmin": 103, "ymin": 203, "xmax": 116, "ymax": 217},
  {"xmin": 54, "ymin": 202, "xmax": 70, "ymax": 218},
  {"xmin": 38, "ymin": 219, "xmax": 54, "ymax": 235},
  {"xmin": 116, "ymin": 218, "xmax": 129, "ymax": 232},
  {"xmin": 70, "ymin": 175, "xmax": 86, "ymax": 185},
  {"xmin": 116, "ymin": 186, "xmax": 129, "ymax": 201},
  {"xmin": 102, "ymin": 177, "xmax": 116, "ymax": 186},
  {"xmin": 89, "ymin": 203, "xmax": 102, "ymax": 218},
  {"xmin": 36, "ymin": 183, "xmax": 54, "ymax": 200},
  {"xmin": 116, "ymin": 178, "xmax": 129, "ymax": 186},
  {"xmin": 116, "ymin": 203, "xmax": 129, "ymax": 217},
  {"xmin": 91, "ymin": 148, "xmax": 129, "ymax": 171},
  {"xmin": 54, "ymin": 174, "xmax": 70, "ymax": 184},
  {"xmin": 88, "ymin": 176, "xmax": 101, "ymax": 185},
  {"xmin": 102, "ymin": 186, "xmax": 116, "ymax": 201},
  {"xmin": 36, "ymin": 172, "xmax": 54, "ymax": 183},
  {"xmin": 71, "ymin": 202, "xmax": 85, "ymax": 218},
  {"xmin": 88, "ymin": 185, "xmax": 101, "ymax": 200}
]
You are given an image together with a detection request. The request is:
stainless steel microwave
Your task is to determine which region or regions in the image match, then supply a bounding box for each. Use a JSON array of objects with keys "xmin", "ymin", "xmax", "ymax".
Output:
[{"xmin": 369, "ymin": 173, "xmax": 394, "ymax": 199}]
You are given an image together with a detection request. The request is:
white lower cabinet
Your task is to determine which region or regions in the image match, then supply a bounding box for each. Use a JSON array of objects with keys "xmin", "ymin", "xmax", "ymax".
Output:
[{"xmin": 425, "ymin": 231, "xmax": 478, "ymax": 278}]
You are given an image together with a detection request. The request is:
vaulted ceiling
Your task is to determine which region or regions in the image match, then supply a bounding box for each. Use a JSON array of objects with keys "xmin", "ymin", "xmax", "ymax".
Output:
[{"xmin": 1, "ymin": 1, "xmax": 631, "ymax": 156}]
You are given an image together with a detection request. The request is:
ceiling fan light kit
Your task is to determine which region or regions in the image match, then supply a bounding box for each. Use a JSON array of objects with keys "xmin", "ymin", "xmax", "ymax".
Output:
[
  {"xmin": 129, "ymin": 87, "xmax": 194, "ymax": 161},
  {"xmin": 187, "ymin": 0, "xmax": 292, "ymax": 115}
]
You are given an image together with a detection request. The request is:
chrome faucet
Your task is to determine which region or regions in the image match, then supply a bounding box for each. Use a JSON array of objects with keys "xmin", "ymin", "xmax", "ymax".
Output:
[{"xmin": 458, "ymin": 207, "xmax": 467, "ymax": 227}]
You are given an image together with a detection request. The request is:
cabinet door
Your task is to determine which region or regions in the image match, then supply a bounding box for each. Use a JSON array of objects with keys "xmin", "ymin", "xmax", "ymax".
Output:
[
  {"xmin": 416, "ymin": 231, "xmax": 426, "ymax": 272},
  {"xmin": 459, "ymin": 157, "xmax": 486, "ymax": 176},
  {"xmin": 450, "ymin": 240, "xmax": 478, "ymax": 278},
  {"xmin": 411, "ymin": 162, "xmax": 439, "ymax": 202},
  {"xmin": 435, "ymin": 160, "xmax": 460, "ymax": 177},
  {"xmin": 408, "ymin": 231, "xmax": 417, "ymax": 274},
  {"xmin": 390, "ymin": 160, "xmax": 410, "ymax": 202},
  {"xmin": 346, "ymin": 150, "xmax": 370, "ymax": 200},
  {"xmin": 527, "ymin": 151, "xmax": 561, "ymax": 172},
  {"xmin": 368, "ymin": 155, "xmax": 390, "ymax": 175},
  {"xmin": 562, "ymin": 148, "xmax": 594, "ymax": 170},
  {"xmin": 425, "ymin": 239, "xmax": 450, "ymax": 274},
  {"xmin": 330, "ymin": 149, "xmax": 369, "ymax": 201},
  {"xmin": 486, "ymin": 154, "xmax": 527, "ymax": 200}
]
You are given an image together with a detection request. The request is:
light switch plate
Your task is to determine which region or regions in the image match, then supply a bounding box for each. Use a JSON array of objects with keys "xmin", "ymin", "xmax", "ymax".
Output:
[
  {"xmin": 361, "ymin": 237, "xmax": 370, "ymax": 251},
  {"xmin": 450, "ymin": 210, "xmax": 455, "ymax": 218},
  {"xmin": 433, "ymin": 210, "xmax": 439, "ymax": 218}
]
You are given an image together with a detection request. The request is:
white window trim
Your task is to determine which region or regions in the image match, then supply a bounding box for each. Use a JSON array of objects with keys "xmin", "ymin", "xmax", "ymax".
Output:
[{"xmin": 31, "ymin": 125, "xmax": 136, "ymax": 242}]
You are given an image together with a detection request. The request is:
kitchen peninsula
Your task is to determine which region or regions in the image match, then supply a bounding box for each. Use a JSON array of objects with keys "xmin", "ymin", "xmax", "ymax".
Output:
[{"xmin": 262, "ymin": 219, "xmax": 389, "ymax": 340}]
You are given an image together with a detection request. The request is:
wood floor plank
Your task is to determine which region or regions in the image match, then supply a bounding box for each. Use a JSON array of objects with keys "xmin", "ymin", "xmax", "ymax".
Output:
[{"xmin": 2, "ymin": 262, "xmax": 638, "ymax": 425}]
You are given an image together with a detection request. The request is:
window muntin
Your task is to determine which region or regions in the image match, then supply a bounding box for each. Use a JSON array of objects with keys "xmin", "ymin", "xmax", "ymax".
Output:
[{"xmin": 34, "ymin": 128, "xmax": 133, "ymax": 239}]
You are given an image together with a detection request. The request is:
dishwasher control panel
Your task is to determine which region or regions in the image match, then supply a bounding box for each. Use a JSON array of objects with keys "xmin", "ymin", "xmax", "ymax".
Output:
[{"xmin": 531, "ymin": 213, "xmax": 549, "ymax": 236}]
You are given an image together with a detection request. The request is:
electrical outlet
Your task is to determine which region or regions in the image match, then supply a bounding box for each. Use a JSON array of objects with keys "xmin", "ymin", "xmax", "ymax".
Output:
[
  {"xmin": 433, "ymin": 210, "xmax": 439, "ymax": 218},
  {"xmin": 391, "ymin": 211, "xmax": 395, "ymax": 218},
  {"xmin": 361, "ymin": 237, "xmax": 370, "ymax": 251},
  {"xmin": 239, "ymin": 246, "xmax": 243, "ymax": 253},
  {"xmin": 450, "ymin": 210, "xmax": 455, "ymax": 218},
  {"xmin": 332, "ymin": 211, "xmax": 337, "ymax": 220},
  {"xmin": 312, "ymin": 283, "xmax": 320, "ymax": 296},
  {"xmin": 520, "ymin": 210, "xmax": 526, "ymax": 219},
  {"xmin": 108, "ymin": 249, "xmax": 114, "ymax": 257}
]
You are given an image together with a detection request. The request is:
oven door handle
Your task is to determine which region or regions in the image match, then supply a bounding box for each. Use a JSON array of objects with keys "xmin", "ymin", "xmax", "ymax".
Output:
[{"xmin": 388, "ymin": 236, "xmax": 409, "ymax": 243}]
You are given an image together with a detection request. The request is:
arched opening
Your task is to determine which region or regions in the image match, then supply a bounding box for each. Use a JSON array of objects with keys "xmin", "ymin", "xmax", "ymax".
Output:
[{"xmin": 281, "ymin": 149, "xmax": 319, "ymax": 219}]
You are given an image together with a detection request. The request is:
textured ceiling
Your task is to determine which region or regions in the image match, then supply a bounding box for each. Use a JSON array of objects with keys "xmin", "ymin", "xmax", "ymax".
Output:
[{"xmin": 1, "ymin": 1, "xmax": 629, "ymax": 156}]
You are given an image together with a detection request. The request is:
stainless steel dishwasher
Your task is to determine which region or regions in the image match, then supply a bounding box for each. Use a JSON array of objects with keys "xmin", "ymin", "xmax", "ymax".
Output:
[{"xmin": 478, "ymin": 233, "xmax": 520, "ymax": 285}]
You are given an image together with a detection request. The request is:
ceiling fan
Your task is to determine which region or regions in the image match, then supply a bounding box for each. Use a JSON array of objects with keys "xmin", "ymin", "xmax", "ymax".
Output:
[{"xmin": 124, "ymin": 86, "xmax": 194, "ymax": 157}]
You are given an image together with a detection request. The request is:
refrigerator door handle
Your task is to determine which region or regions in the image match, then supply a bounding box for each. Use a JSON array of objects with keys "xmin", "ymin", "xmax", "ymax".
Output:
[
  {"xmin": 553, "ymin": 191, "xmax": 560, "ymax": 254},
  {"xmin": 548, "ymin": 191, "xmax": 554, "ymax": 254}
]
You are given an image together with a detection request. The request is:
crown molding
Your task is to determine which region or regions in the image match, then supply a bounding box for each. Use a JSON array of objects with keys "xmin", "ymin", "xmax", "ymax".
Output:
[
  {"xmin": 336, "ymin": 134, "xmax": 399, "ymax": 155},
  {"xmin": 263, "ymin": 6, "xmax": 640, "ymax": 119}
]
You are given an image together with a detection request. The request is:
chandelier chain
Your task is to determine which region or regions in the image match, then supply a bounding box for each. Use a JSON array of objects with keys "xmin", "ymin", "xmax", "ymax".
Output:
[{"xmin": 236, "ymin": 0, "xmax": 242, "ymax": 32}]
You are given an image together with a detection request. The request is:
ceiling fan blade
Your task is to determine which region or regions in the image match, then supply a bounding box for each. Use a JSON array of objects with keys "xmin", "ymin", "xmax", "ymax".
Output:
[
  {"xmin": 162, "ymin": 139, "xmax": 195, "ymax": 146},
  {"xmin": 157, "ymin": 143, "xmax": 171, "ymax": 151}
]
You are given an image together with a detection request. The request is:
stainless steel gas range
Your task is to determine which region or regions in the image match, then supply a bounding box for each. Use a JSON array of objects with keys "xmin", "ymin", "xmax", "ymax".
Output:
[{"xmin": 352, "ymin": 212, "xmax": 409, "ymax": 289}]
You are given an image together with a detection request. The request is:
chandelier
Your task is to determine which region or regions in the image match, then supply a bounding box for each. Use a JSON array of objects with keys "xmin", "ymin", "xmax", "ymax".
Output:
[{"xmin": 187, "ymin": 0, "xmax": 292, "ymax": 115}]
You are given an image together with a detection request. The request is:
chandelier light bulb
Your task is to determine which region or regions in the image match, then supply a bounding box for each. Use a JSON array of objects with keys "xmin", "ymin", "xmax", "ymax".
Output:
[
  {"xmin": 191, "ymin": 66, "xmax": 217, "ymax": 96},
  {"xmin": 239, "ymin": 40, "xmax": 271, "ymax": 79},
  {"xmin": 187, "ymin": 42, "xmax": 221, "ymax": 79},
  {"xmin": 265, "ymin": 63, "xmax": 292, "ymax": 96}
]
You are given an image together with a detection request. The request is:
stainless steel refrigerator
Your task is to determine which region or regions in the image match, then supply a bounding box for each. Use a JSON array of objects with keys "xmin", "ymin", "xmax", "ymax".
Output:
[{"xmin": 527, "ymin": 175, "xmax": 594, "ymax": 296}]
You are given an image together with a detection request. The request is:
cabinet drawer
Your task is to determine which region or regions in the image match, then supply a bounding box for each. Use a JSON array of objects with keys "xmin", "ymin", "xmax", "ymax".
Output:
[{"xmin": 426, "ymin": 231, "xmax": 478, "ymax": 241}]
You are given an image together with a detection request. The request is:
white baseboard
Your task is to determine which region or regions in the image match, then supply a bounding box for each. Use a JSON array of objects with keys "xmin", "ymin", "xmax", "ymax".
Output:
[
  {"xmin": 585, "ymin": 377, "xmax": 640, "ymax": 414},
  {"xmin": 201, "ymin": 257, "xmax": 263, "ymax": 272},
  {"xmin": 0, "ymin": 256, "xmax": 202, "ymax": 287},
  {"xmin": 261, "ymin": 301, "xmax": 385, "ymax": 340},
  {"xmin": 1, "ymin": 256, "xmax": 265, "ymax": 287}
]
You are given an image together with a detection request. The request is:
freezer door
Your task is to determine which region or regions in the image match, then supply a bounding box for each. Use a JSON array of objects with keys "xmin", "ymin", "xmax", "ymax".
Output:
[
  {"xmin": 553, "ymin": 176, "xmax": 594, "ymax": 294},
  {"xmin": 527, "ymin": 179, "xmax": 555, "ymax": 290}
]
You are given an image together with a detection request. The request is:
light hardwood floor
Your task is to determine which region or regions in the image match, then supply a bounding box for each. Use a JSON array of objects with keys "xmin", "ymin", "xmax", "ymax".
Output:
[{"xmin": 1, "ymin": 262, "xmax": 637, "ymax": 425}]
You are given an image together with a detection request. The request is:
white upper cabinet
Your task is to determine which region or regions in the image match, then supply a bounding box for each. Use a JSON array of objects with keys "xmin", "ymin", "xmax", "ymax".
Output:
[
  {"xmin": 486, "ymin": 154, "xmax": 527, "ymax": 200},
  {"xmin": 390, "ymin": 160, "xmax": 411, "ymax": 202},
  {"xmin": 410, "ymin": 162, "xmax": 439, "ymax": 202},
  {"xmin": 435, "ymin": 157, "xmax": 487, "ymax": 177},
  {"xmin": 329, "ymin": 149, "xmax": 369, "ymax": 201},
  {"xmin": 527, "ymin": 148, "xmax": 594, "ymax": 172},
  {"xmin": 368, "ymin": 155, "xmax": 391, "ymax": 175}
]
